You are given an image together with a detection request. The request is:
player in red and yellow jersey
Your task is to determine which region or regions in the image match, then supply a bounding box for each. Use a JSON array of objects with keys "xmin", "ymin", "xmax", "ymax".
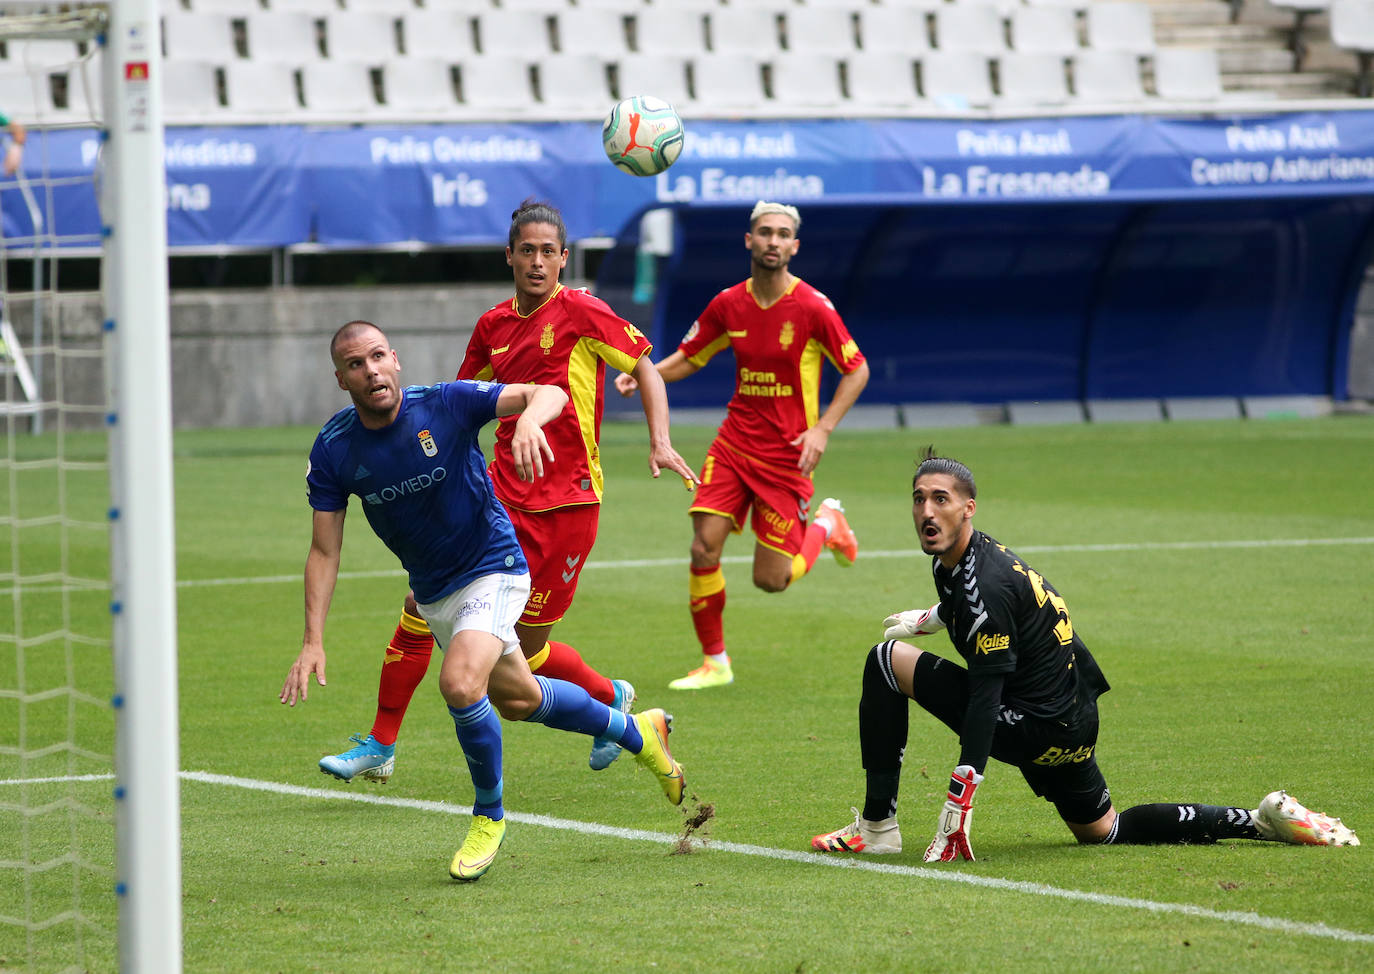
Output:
[
  {"xmin": 319, "ymin": 200, "xmax": 698, "ymax": 783},
  {"xmin": 616, "ymin": 201, "xmax": 870, "ymax": 690}
]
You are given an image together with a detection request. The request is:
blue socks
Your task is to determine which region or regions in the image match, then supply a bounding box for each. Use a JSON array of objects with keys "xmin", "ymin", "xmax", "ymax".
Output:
[
  {"xmin": 449, "ymin": 697, "xmax": 504, "ymax": 820},
  {"xmin": 528, "ymin": 675, "xmax": 643, "ymax": 753}
]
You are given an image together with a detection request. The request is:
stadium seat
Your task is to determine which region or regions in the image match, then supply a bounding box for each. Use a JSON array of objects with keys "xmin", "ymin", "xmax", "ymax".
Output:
[
  {"xmin": 537, "ymin": 54, "xmax": 612, "ymax": 115},
  {"xmin": 879, "ymin": 0, "xmax": 946, "ymax": 10},
  {"xmin": 500, "ymin": 0, "xmax": 570, "ymax": 9},
  {"xmin": 783, "ymin": 8, "xmax": 859, "ymax": 56},
  {"xmin": 933, "ymin": 5, "xmax": 1007, "ymax": 55},
  {"xmin": 633, "ymin": 9, "xmax": 708, "ymax": 56},
  {"xmin": 379, "ymin": 58, "xmax": 459, "ymax": 119},
  {"xmin": 264, "ymin": 0, "xmax": 339, "ymax": 13},
  {"xmin": 857, "ymin": 7, "xmax": 931, "ymax": 56},
  {"xmin": 299, "ymin": 60, "xmax": 379, "ymax": 119},
  {"xmin": 2, "ymin": 40, "xmax": 82, "ymax": 72},
  {"xmin": 0, "ymin": 68, "xmax": 57, "ymax": 122},
  {"xmin": 556, "ymin": 9, "xmax": 630, "ymax": 57},
  {"xmin": 476, "ymin": 9, "xmax": 554, "ymax": 57},
  {"xmin": 995, "ymin": 52, "xmax": 1070, "ymax": 107},
  {"xmin": 324, "ymin": 12, "xmax": 399, "ymax": 60},
  {"xmin": 578, "ymin": 0, "xmax": 643, "ymax": 9},
  {"xmin": 770, "ymin": 53, "xmax": 845, "ymax": 112},
  {"xmin": 708, "ymin": 7, "xmax": 784, "ymax": 55},
  {"xmin": 399, "ymin": 11, "xmax": 476, "ymax": 59},
  {"xmin": 920, "ymin": 50, "xmax": 994, "ymax": 107},
  {"xmin": 162, "ymin": 60, "xmax": 226, "ymax": 125},
  {"xmin": 457, "ymin": 56, "xmax": 536, "ymax": 116},
  {"xmin": 1085, "ymin": 2, "xmax": 1155, "ymax": 55},
  {"xmin": 344, "ymin": 0, "xmax": 420, "ymax": 10},
  {"xmin": 223, "ymin": 60, "xmax": 301, "ymax": 117},
  {"xmin": 1072, "ymin": 49, "xmax": 1147, "ymax": 102},
  {"xmin": 185, "ymin": 0, "xmax": 264, "ymax": 11},
  {"xmin": 616, "ymin": 53, "xmax": 691, "ymax": 106},
  {"xmin": 1152, "ymin": 47, "xmax": 1223, "ymax": 101},
  {"xmin": 1009, "ymin": 6, "xmax": 1080, "ymax": 56},
  {"xmin": 162, "ymin": 12, "xmax": 239, "ymax": 62},
  {"xmin": 844, "ymin": 52, "xmax": 923, "ymax": 111},
  {"xmin": 243, "ymin": 12, "xmax": 321, "ymax": 62},
  {"xmin": 689, "ymin": 53, "xmax": 767, "ymax": 114},
  {"xmin": 1022, "ymin": 0, "xmax": 1085, "ymax": 7},
  {"xmin": 1331, "ymin": 0, "xmax": 1374, "ymax": 96},
  {"xmin": 1270, "ymin": 1, "xmax": 1333, "ymax": 71}
]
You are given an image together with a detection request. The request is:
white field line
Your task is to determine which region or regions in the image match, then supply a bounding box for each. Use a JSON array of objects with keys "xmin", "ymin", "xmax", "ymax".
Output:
[
  {"xmin": 173, "ymin": 536, "xmax": 1374, "ymax": 590},
  {"xmin": 4, "ymin": 771, "xmax": 1366, "ymax": 945}
]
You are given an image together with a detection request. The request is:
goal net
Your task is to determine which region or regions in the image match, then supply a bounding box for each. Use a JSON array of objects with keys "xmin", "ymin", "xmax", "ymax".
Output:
[{"xmin": 0, "ymin": 3, "xmax": 178, "ymax": 971}]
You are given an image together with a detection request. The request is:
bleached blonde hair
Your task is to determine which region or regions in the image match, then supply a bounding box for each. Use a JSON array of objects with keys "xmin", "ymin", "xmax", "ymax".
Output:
[{"xmin": 749, "ymin": 200, "xmax": 801, "ymax": 231}]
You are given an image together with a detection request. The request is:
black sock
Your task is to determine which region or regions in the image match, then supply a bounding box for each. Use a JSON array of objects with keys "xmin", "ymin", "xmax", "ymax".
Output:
[
  {"xmin": 859, "ymin": 642, "xmax": 908, "ymax": 822},
  {"xmin": 1105, "ymin": 803, "xmax": 1262, "ymax": 844}
]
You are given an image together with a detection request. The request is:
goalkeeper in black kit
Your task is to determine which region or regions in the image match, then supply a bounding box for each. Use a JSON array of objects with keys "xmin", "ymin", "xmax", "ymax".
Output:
[{"xmin": 812, "ymin": 449, "xmax": 1359, "ymax": 859}]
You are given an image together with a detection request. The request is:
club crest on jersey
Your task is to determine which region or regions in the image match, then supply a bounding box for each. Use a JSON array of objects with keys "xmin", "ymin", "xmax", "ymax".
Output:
[
  {"xmin": 418, "ymin": 428, "xmax": 438, "ymax": 457},
  {"xmin": 779, "ymin": 320, "xmax": 794, "ymax": 349},
  {"xmin": 540, "ymin": 322, "xmax": 556, "ymax": 354}
]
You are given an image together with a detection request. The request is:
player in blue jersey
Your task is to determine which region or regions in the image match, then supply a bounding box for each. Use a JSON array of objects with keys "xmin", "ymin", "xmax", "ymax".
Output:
[{"xmin": 280, "ymin": 321, "xmax": 685, "ymax": 881}]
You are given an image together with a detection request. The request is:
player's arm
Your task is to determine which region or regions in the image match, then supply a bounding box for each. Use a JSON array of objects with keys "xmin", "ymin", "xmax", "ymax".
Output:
[
  {"xmin": 613, "ymin": 349, "xmax": 700, "ymax": 396},
  {"xmin": 922, "ymin": 669, "xmax": 1001, "ymax": 862},
  {"xmin": 495, "ymin": 382, "xmax": 568, "ymax": 482},
  {"xmin": 629, "ymin": 355, "xmax": 700, "ymax": 487},
  {"xmin": 3, "ymin": 119, "xmax": 25, "ymax": 176},
  {"xmin": 791, "ymin": 360, "xmax": 869, "ymax": 475},
  {"xmin": 281, "ymin": 507, "xmax": 346, "ymax": 707}
]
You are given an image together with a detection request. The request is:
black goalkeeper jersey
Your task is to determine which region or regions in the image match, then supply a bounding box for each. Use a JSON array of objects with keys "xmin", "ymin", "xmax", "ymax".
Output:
[{"xmin": 932, "ymin": 530, "xmax": 1110, "ymax": 723}]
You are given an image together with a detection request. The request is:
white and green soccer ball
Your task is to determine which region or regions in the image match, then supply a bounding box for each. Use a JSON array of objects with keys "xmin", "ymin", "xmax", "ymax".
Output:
[{"xmin": 601, "ymin": 95, "xmax": 685, "ymax": 177}]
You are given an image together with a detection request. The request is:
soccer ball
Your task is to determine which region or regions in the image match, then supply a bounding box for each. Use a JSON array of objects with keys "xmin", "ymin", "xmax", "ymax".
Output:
[{"xmin": 601, "ymin": 96, "xmax": 685, "ymax": 178}]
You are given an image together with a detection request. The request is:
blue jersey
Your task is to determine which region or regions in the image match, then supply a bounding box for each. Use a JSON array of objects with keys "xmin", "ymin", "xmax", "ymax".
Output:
[{"xmin": 306, "ymin": 381, "xmax": 528, "ymax": 603}]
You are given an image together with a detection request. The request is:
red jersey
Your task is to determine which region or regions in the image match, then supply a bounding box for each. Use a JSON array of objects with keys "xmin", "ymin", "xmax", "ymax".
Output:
[
  {"xmin": 459, "ymin": 284, "xmax": 651, "ymax": 512},
  {"xmin": 678, "ymin": 277, "xmax": 865, "ymax": 470}
]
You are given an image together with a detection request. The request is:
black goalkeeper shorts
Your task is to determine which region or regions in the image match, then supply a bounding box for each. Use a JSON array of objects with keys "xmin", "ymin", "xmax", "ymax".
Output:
[{"xmin": 912, "ymin": 651, "xmax": 1112, "ymax": 825}]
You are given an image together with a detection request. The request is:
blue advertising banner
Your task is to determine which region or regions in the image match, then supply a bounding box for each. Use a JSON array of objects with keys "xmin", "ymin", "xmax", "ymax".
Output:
[{"xmin": 4, "ymin": 111, "xmax": 1374, "ymax": 251}]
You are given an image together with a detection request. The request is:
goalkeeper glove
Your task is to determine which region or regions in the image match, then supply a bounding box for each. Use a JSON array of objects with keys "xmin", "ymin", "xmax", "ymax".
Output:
[
  {"xmin": 922, "ymin": 764, "xmax": 984, "ymax": 863},
  {"xmin": 882, "ymin": 603, "xmax": 945, "ymax": 641}
]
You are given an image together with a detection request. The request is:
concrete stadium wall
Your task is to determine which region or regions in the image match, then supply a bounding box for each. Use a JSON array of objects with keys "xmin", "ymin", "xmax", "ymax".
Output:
[{"xmin": 6, "ymin": 284, "xmax": 509, "ymax": 430}]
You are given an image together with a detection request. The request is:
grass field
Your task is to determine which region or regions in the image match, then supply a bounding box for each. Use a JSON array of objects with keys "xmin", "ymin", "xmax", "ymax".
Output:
[{"xmin": 3, "ymin": 416, "xmax": 1374, "ymax": 973}]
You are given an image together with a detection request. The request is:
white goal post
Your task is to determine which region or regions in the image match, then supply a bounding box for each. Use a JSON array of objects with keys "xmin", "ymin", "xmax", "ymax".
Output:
[{"xmin": 99, "ymin": 1, "xmax": 181, "ymax": 971}]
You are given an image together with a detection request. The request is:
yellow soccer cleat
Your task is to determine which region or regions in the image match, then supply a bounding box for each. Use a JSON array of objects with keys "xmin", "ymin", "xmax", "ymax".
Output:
[
  {"xmin": 1256, "ymin": 791, "xmax": 1360, "ymax": 847},
  {"xmin": 450, "ymin": 814, "xmax": 507, "ymax": 881},
  {"xmin": 669, "ymin": 656, "xmax": 733, "ymax": 690},
  {"xmin": 633, "ymin": 708, "xmax": 685, "ymax": 806},
  {"xmin": 816, "ymin": 497, "xmax": 858, "ymax": 566}
]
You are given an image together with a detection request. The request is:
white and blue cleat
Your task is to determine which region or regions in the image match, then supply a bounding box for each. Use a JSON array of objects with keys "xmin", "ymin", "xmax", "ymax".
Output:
[{"xmin": 319, "ymin": 733, "xmax": 395, "ymax": 783}]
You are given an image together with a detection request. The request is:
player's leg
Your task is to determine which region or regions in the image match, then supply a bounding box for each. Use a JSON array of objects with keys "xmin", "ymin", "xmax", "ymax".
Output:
[
  {"xmin": 486, "ymin": 650, "xmax": 684, "ymax": 806},
  {"xmin": 318, "ymin": 590, "xmax": 432, "ymax": 783},
  {"xmin": 507, "ymin": 504, "xmax": 635, "ymax": 769},
  {"xmin": 805, "ymin": 498, "xmax": 858, "ymax": 569},
  {"xmin": 813, "ymin": 640, "xmax": 926, "ymax": 853},
  {"xmin": 671, "ymin": 510, "xmax": 737, "ymax": 689}
]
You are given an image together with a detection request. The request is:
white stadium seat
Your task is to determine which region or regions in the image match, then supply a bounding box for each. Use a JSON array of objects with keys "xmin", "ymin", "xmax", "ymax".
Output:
[
  {"xmin": 556, "ymin": 9, "xmax": 630, "ymax": 57},
  {"xmin": 689, "ymin": 53, "xmax": 767, "ymax": 114},
  {"xmin": 324, "ymin": 12, "xmax": 399, "ymax": 60},
  {"xmin": 2, "ymin": 40, "xmax": 81, "ymax": 71},
  {"xmin": 537, "ymin": 54, "xmax": 612, "ymax": 114},
  {"xmin": 857, "ymin": 7, "xmax": 931, "ymax": 56},
  {"xmin": 708, "ymin": 7, "xmax": 784, "ymax": 55},
  {"xmin": 380, "ymin": 58, "xmax": 459, "ymax": 118},
  {"xmin": 244, "ymin": 12, "xmax": 321, "ymax": 62},
  {"xmin": 163, "ymin": 12, "xmax": 238, "ymax": 62},
  {"xmin": 996, "ymin": 52, "xmax": 1070, "ymax": 107},
  {"xmin": 784, "ymin": 8, "xmax": 859, "ymax": 57},
  {"xmin": 399, "ymin": 11, "xmax": 476, "ymax": 60},
  {"xmin": 476, "ymin": 10, "xmax": 554, "ymax": 57},
  {"xmin": 299, "ymin": 60, "xmax": 380, "ymax": 118},
  {"xmin": 920, "ymin": 51, "xmax": 994, "ymax": 108},
  {"xmin": 770, "ymin": 53, "xmax": 845, "ymax": 111},
  {"xmin": 634, "ymin": 8, "xmax": 708, "ymax": 56},
  {"xmin": 934, "ymin": 4, "xmax": 1007, "ymax": 56},
  {"xmin": 1010, "ymin": 6, "xmax": 1079, "ymax": 56},
  {"xmin": 1085, "ymin": 2, "xmax": 1156, "ymax": 55},
  {"xmin": 845, "ymin": 52, "xmax": 923, "ymax": 111},
  {"xmin": 1152, "ymin": 47, "xmax": 1223, "ymax": 101},
  {"xmin": 264, "ymin": 0, "xmax": 339, "ymax": 14},
  {"xmin": 162, "ymin": 60, "xmax": 226, "ymax": 125},
  {"xmin": 223, "ymin": 61, "xmax": 301, "ymax": 117},
  {"xmin": 616, "ymin": 53, "xmax": 691, "ymax": 106},
  {"xmin": 1072, "ymin": 49, "xmax": 1147, "ymax": 102},
  {"xmin": 458, "ymin": 56, "xmax": 536, "ymax": 116},
  {"xmin": 1331, "ymin": 0, "xmax": 1374, "ymax": 95}
]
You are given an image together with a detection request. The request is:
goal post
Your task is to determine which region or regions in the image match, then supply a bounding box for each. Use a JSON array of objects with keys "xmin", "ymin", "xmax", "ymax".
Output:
[{"xmin": 100, "ymin": 1, "xmax": 182, "ymax": 971}]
